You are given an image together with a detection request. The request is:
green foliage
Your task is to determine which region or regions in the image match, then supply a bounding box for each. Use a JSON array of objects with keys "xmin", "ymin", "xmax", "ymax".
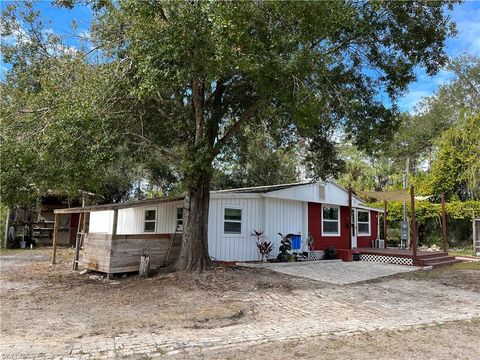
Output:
[
  {"xmin": 91, "ymin": 0, "xmax": 457, "ymax": 180},
  {"xmin": 386, "ymin": 55, "xmax": 480, "ymax": 171},
  {"xmin": 212, "ymin": 128, "xmax": 299, "ymax": 189},
  {"xmin": 0, "ymin": 2, "xmax": 165, "ymax": 206},
  {"xmin": 2, "ymin": 1, "xmax": 458, "ymax": 204},
  {"xmin": 277, "ymin": 233, "xmax": 292, "ymax": 262},
  {"xmin": 425, "ymin": 115, "xmax": 480, "ymax": 200},
  {"xmin": 371, "ymin": 200, "xmax": 480, "ymax": 223},
  {"xmin": 336, "ymin": 145, "xmax": 397, "ymax": 191}
]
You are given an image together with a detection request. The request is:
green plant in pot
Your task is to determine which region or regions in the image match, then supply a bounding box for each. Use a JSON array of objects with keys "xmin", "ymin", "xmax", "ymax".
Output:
[{"xmin": 277, "ymin": 233, "xmax": 293, "ymax": 262}]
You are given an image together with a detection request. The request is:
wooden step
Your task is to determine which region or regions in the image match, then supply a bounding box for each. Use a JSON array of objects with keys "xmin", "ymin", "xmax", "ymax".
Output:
[
  {"xmin": 423, "ymin": 258, "xmax": 462, "ymax": 268},
  {"xmin": 421, "ymin": 255, "xmax": 457, "ymax": 264},
  {"xmin": 416, "ymin": 252, "xmax": 448, "ymax": 259}
]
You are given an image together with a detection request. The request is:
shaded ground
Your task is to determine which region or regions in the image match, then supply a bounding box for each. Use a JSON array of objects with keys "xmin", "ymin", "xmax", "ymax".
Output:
[{"xmin": 1, "ymin": 248, "xmax": 479, "ymax": 359}]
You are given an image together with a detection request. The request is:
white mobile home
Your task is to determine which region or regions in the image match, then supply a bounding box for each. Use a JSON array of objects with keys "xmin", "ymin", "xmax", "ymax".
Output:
[{"xmin": 54, "ymin": 181, "xmax": 383, "ymax": 275}]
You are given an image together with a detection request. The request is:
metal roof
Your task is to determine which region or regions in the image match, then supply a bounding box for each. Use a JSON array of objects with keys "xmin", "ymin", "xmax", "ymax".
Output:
[{"xmin": 212, "ymin": 181, "xmax": 315, "ymax": 194}]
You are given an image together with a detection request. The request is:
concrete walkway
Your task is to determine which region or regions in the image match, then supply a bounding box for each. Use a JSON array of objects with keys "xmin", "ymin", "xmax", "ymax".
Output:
[{"xmin": 238, "ymin": 260, "xmax": 421, "ymax": 284}]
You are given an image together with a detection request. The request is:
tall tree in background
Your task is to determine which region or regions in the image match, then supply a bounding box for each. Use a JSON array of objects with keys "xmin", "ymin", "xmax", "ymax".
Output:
[
  {"xmin": 2, "ymin": 1, "xmax": 458, "ymax": 271},
  {"xmin": 426, "ymin": 115, "xmax": 480, "ymax": 200},
  {"xmin": 212, "ymin": 127, "xmax": 300, "ymax": 190},
  {"xmin": 387, "ymin": 55, "xmax": 480, "ymax": 171}
]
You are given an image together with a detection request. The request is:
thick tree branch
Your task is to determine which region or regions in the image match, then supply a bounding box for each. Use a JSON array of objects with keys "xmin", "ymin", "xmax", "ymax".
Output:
[{"xmin": 212, "ymin": 99, "xmax": 259, "ymax": 158}]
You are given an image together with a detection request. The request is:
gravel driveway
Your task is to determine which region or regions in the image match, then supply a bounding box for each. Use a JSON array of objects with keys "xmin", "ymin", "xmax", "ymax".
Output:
[{"xmin": 239, "ymin": 260, "xmax": 421, "ymax": 284}]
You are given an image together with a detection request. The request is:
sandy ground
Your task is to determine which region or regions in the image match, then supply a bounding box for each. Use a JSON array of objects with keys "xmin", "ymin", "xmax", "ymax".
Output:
[{"xmin": 1, "ymin": 248, "xmax": 480, "ymax": 359}]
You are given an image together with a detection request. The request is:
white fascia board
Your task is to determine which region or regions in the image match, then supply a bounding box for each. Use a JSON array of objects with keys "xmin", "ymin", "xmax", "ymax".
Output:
[{"xmin": 355, "ymin": 204, "xmax": 384, "ymax": 213}]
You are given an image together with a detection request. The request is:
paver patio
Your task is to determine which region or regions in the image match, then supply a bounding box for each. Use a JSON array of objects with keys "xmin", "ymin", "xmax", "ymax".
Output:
[
  {"xmin": 2, "ymin": 278, "xmax": 480, "ymax": 359},
  {"xmin": 238, "ymin": 260, "xmax": 421, "ymax": 284}
]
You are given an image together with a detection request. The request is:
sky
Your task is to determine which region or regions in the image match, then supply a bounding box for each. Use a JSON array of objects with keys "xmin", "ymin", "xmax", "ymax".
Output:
[
  {"xmin": 397, "ymin": 1, "xmax": 480, "ymax": 112},
  {"xmin": 2, "ymin": 0, "xmax": 480, "ymax": 113}
]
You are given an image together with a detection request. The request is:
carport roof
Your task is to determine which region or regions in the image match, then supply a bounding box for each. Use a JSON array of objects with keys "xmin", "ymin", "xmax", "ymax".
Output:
[{"xmin": 53, "ymin": 196, "xmax": 184, "ymax": 214}]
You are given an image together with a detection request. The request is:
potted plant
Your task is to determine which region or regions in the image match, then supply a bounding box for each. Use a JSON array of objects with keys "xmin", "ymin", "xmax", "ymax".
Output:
[
  {"xmin": 277, "ymin": 233, "xmax": 293, "ymax": 262},
  {"xmin": 323, "ymin": 246, "xmax": 337, "ymax": 260}
]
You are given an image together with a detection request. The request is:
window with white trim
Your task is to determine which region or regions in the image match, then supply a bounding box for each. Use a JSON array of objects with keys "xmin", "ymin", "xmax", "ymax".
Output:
[
  {"xmin": 322, "ymin": 205, "xmax": 340, "ymax": 236},
  {"xmin": 224, "ymin": 207, "xmax": 242, "ymax": 235},
  {"xmin": 144, "ymin": 209, "xmax": 156, "ymax": 232},
  {"xmin": 176, "ymin": 207, "xmax": 183, "ymax": 230},
  {"xmin": 357, "ymin": 210, "xmax": 370, "ymax": 235}
]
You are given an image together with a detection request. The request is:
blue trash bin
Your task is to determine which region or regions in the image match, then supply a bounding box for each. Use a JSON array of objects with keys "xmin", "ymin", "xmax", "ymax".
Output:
[{"xmin": 291, "ymin": 234, "xmax": 302, "ymax": 250}]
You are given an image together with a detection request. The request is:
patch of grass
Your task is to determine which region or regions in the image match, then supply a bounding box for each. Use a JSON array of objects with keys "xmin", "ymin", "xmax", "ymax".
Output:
[
  {"xmin": 449, "ymin": 248, "xmax": 476, "ymax": 257},
  {"xmin": 448, "ymin": 261, "xmax": 480, "ymax": 271}
]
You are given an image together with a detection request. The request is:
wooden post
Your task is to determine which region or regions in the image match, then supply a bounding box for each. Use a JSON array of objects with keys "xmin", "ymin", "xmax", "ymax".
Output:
[
  {"xmin": 139, "ymin": 250, "xmax": 150, "ymax": 277},
  {"xmin": 348, "ymin": 188, "xmax": 353, "ymax": 250},
  {"xmin": 410, "ymin": 186, "xmax": 417, "ymax": 262},
  {"xmin": 106, "ymin": 210, "xmax": 119, "ymax": 280},
  {"xmin": 52, "ymin": 214, "xmax": 59, "ymax": 264},
  {"xmin": 441, "ymin": 193, "xmax": 447, "ymax": 253},
  {"xmin": 112, "ymin": 209, "xmax": 118, "ymax": 236},
  {"xmin": 73, "ymin": 212, "xmax": 82, "ymax": 270},
  {"xmin": 473, "ymin": 211, "xmax": 477, "ymax": 256},
  {"xmin": 383, "ymin": 200, "xmax": 388, "ymax": 248},
  {"xmin": 3, "ymin": 207, "xmax": 10, "ymax": 249},
  {"xmin": 82, "ymin": 211, "xmax": 87, "ymax": 234}
]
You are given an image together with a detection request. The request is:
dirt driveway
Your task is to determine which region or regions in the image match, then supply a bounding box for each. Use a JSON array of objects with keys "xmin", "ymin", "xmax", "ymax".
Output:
[{"xmin": 1, "ymin": 248, "xmax": 480, "ymax": 359}]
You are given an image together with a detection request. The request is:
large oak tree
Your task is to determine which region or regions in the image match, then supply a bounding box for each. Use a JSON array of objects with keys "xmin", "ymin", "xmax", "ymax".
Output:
[{"xmin": 2, "ymin": 1, "xmax": 458, "ymax": 270}]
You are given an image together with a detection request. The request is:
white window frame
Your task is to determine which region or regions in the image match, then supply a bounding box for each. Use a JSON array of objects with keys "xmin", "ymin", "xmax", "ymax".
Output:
[
  {"xmin": 144, "ymin": 208, "xmax": 157, "ymax": 233},
  {"xmin": 357, "ymin": 210, "xmax": 371, "ymax": 236},
  {"xmin": 222, "ymin": 205, "xmax": 243, "ymax": 236},
  {"xmin": 321, "ymin": 204, "xmax": 341, "ymax": 237}
]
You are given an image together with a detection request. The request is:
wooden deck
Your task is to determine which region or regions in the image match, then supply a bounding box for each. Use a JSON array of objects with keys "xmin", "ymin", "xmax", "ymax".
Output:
[
  {"xmin": 357, "ymin": 247, "xmax": 446, "ymax": 258},
  {"xmin": 356, "ymin": 247, "xmax": 460, "ymax": 267}
]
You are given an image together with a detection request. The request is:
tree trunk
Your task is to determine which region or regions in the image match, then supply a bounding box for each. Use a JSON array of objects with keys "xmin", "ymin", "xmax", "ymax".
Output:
[{"xmin": 174, "ymin": 171, "xmax": 213, "ymax": 272}]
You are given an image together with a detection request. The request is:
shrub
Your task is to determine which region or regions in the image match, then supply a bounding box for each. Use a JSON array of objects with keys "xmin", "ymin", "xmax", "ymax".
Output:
[
  {"xmin": 323, "ymin": 246, "xmax": 337, "ymax": 260},
  {"xmin": 250, "ymin": 230, "xmax": 273, "ymax": 262},
  {"xmin": 277, "ymin": 233, "xmax": 293, "ymax": 262}
]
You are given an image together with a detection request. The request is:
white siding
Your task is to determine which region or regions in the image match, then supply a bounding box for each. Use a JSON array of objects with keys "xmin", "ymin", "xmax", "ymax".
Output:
[
  {"xmin": 116, "ymin": 201, "xmax": 182, "ymax": 234},
  {"xmin": 208, "ymin": 196, "xmax": 306, "ymax": 262},
  {"xmin": 89, "ymin": 201, "xmax": 182, "ymax": 235},
  {"xmin": 89, "ymin": 210, "xmax": 114, "ymax": 234},
  {"xmin": 264, "ymin": 198, "xmax": 304, "ymax": 258},
  {"xmin": 266, "ymin": 183, "xmax": 319, "ymax": 202},
  {"xmin": 208, "ymin": 197, "xmax": 263, "ymax": 262}
]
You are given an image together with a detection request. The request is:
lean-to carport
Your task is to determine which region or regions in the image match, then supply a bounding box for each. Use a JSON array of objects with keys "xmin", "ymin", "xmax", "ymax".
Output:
[{"xmin": 51, "ymin": 196, "xmax": 184, "ymax": 276}]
